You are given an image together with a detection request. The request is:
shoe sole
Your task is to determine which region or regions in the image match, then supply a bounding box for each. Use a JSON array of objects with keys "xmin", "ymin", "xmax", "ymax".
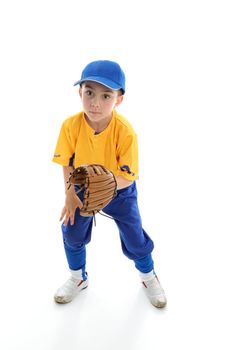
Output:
[{"xmin": 152, "ymin": 300, "xmax": 167, "ymax": 308}]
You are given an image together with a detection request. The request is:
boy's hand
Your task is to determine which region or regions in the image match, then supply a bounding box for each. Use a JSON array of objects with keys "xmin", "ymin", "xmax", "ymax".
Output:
[{"xmin": 60, "ymin": 189, "xmax": 83, "ymax": 226}]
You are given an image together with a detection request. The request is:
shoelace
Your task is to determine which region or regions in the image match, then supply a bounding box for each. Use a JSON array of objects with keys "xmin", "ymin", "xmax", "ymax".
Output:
[
  {"xmin": 143, "ymin": 279, "xmax": 164, "ymax": 296},
  {"xmin": 92, "ymin": 211, "xmax": 115, "ymax": 226},
  {"xmin": 60, "ymin": 278, "xmax": 82, "ymax": 294}
]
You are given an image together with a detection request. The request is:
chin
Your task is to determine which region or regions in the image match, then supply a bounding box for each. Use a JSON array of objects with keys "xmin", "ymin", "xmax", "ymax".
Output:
[
  {"xmin": 88, "ymin": 115, "xmax": 101, "ymax": 122},
  {"xmin": 88, "ymin": 112, "xmax": 101, "ymax": 118}
]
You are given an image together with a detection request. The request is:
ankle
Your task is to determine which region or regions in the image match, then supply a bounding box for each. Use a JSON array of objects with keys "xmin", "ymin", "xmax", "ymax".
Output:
[
  {"xmin": 139, "ymin": 270, "xmax": 156, "ymax": 282},
  {"xmin": 70, "ymin": 268, "xmax": 83, "ymax": 280}
]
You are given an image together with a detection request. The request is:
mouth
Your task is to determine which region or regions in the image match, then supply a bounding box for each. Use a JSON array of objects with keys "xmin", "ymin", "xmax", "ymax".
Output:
[{"xmin": 89, "ymin": 111, "xmax": 101, "ymax": 116}]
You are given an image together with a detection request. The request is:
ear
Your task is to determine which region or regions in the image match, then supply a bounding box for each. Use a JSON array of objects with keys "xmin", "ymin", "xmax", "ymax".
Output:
[
  {"xmin": 78, "ymin": 87, "xmax": 82, "ymax": 98},
  {"xmin": 114, "ymin": 95, "xmax": 124, "ymax": 107}
]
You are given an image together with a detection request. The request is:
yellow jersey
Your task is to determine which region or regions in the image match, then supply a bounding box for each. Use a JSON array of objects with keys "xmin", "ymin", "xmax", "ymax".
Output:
[{"xmin": 53, "ymin": 109, "xmax": 138, "ymax": 181}]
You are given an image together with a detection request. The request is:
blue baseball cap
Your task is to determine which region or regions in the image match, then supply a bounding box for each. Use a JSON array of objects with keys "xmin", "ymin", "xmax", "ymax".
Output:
[{"xmin": 74, "ymin": 60, "xmax": 125, "ymax": 94}]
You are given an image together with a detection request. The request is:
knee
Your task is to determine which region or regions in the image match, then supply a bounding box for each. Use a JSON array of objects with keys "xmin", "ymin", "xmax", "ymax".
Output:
[
  {"xmin": 63, "ymin": 238, "xmax": 85, "ymax": 252},
  {"xmin": 62, "ymin": 224, "xmax": 92, "ymax": 248}
]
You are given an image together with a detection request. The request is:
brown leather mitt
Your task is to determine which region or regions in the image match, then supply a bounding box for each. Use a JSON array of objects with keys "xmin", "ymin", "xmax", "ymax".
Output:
[{"xmin": 68, "ymin": 164, "xmax": 117, "ymax": 217}]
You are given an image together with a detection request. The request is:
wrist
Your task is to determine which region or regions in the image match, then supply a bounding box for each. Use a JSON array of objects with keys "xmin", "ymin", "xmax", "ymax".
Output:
[{"xmin": 116, "ymin": 176, "xmax": 133, "ymax": 190}]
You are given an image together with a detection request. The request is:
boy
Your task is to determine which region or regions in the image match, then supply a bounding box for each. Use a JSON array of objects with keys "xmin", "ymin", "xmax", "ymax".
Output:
[{"xmin": 52, "ymin": 60, "xmax": 167, "ymax": 308}]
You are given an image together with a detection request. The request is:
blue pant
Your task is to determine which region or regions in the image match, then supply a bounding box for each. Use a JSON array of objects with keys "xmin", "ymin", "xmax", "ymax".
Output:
[{"xmin": 62, "ymin": 182, "xmax": 154, "ymax": 273}]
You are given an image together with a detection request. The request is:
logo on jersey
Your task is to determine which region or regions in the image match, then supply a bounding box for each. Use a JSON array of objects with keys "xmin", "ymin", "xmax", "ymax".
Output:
[{"xmin": 120, "ymin": 165, "xmax": 135, "ymax": 176}]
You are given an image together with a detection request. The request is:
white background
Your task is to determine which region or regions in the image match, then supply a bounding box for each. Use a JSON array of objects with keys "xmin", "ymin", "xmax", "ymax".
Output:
[{"xmin": 0, "ymin": 1, "xmax": 233, "ymax": 349}]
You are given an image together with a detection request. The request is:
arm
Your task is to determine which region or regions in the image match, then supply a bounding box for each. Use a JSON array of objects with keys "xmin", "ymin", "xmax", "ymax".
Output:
[
  {"xmin": 115, "ymin": 175, "xmax": 133, "ymax": 190},
  {"xmin": 116, "ymin": 128, "xmax": 139, "ymax": 185},
  {"xmin": 60, "ymin": 166, "xmax": 83, "ymax": 226}
]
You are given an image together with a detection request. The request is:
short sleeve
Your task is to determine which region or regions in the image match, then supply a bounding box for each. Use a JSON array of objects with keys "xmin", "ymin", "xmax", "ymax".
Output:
[
  {"xmin": 52, "ymin": 120, "xmax": 75, "ymax": 166},
  {"xmin": 116, "ymin": 132, "xmax": 139, "ymax": 181}
]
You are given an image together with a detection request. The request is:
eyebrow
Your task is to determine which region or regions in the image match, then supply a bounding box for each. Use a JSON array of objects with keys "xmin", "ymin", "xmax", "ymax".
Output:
[{"xmin": 84, "ymin": 84, "xmax": 114, "ymax": 93}]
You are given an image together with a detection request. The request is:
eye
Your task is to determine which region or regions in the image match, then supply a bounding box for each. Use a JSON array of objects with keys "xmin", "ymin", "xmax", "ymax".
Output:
[
  {"xmin": 103, "ymin": 94, "xmax": 111, "ymax": 100},
  {"xmin": 85, "ymin": 90, "xmax": 93, "ymax": 96}
]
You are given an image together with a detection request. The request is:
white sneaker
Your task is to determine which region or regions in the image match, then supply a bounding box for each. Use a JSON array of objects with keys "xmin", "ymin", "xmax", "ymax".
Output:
[
  {"xmin": 54, "ymin": 271, "xmax": 88, "ymax": 304},
  {"xmin": 140, "ymin": 271, "xmax": 167, "ymax": 308},
  {"xmin": 142, "ymin": 276, "xmax": 167, "ymax": 308}
]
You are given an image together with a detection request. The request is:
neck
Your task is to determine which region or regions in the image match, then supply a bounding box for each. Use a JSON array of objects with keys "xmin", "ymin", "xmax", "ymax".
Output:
[{"xmin": 84, "ymin": 114, "xmax": 112, "ymax": 133}]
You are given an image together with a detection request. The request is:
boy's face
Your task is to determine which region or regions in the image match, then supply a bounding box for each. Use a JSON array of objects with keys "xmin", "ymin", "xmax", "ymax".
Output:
[{"xmin": 79, "ymin": 81, "xmax": 123, "ymax": 123}]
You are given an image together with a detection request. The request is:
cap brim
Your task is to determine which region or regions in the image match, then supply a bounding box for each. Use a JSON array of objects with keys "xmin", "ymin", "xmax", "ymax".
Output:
[{"xmin": 73, "ymin": 76, "xmax": 124, "ymax": 92}]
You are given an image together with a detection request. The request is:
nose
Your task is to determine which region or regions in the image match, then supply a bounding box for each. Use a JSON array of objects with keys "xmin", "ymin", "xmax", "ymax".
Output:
[{"xmin": 90, "ymin": 96, "xmax": 100, "ymax": 109}]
